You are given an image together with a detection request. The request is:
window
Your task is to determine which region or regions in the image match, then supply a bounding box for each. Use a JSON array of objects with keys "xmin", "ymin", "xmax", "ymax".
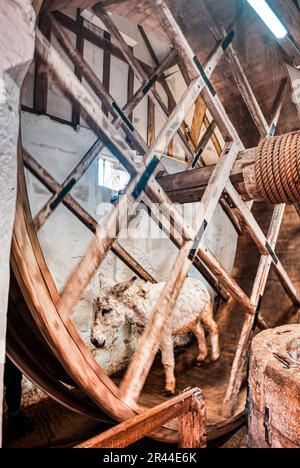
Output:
[{"xmin": 98, "ymin": 158, "xmax": 130, "ymax": 191}]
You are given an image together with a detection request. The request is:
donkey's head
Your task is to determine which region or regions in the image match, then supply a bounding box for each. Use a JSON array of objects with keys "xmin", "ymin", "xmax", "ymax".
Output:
[{"xmin": 90, "ymin": 275, "xmax": 137, "ymax": 349}]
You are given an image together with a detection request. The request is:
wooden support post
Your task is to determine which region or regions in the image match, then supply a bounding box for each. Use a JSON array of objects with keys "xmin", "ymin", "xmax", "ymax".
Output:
[
  {"xmin": 225, "ymin": 181, "xmax": 300, "ymax": 306},
  {"xmin": 76, "ymin": 388, "xmax": 206, "ymax": 449},
  {"xmin": 0, "ymin": 0, "xmax": 35, "ymax": 446},
  {"xmin": 93, "ymin": 4, "xmax": 196, "ymax": 161},
  {"xmin": 223, "ymin": 205, "xmax": 288, "ymax": 417}
]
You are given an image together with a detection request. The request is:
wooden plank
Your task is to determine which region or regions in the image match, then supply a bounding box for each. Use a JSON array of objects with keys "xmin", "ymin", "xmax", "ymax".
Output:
[
  {"xmin": 127, "ymin": 65, "xmax": 134, "ymax": 123},
  {"xmin": 179, "ymin": 61, "xmax": 222, "ymax": 156},
  {"xmin": 34, "ymin": 14, "xmax": 51, "ymax": 114},
  {"xmin": 23, "ymin": 150, "xmax": 157, "ymax": 284},
  {"xmin": 93, "ymin": 4, "xmax": 199, "ymax": 161},
  {"xmin": 190, "ymin": 96, "xmax": 206, "ymax": 147},
  {"xmin": 225, "ymin": 180, "xmax": 300, "ymax": 307},
  {"xmin": 76, "ymin": 388, "xmax": 206, "ymax": 448},
  {"xmin": 102, "ymin": 31, "xmax": 111, "ymax": 117},
  {"xmin": 189, "ymin": 120, "xmax": 217, "ymax": 169},
  {"xmin": 178, "ymin": 389, "xmax": 207, "ymax": 449},
  {"xmin": 72, "ymin": 9, "xmax": 84, "ymax": 127}
]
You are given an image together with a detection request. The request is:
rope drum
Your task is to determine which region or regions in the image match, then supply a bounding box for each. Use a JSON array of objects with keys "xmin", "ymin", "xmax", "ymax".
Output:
[{"xmin": 255, "ymin": 130, "xmax": 300, "ymax": 204}]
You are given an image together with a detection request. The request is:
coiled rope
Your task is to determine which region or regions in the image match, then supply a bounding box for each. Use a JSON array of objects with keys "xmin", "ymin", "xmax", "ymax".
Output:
[{"xmin": 255, "ymin": 130, "xmax": 300, "ymax": 204}]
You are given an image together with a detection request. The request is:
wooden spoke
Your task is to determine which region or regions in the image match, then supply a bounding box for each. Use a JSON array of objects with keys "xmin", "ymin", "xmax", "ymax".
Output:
[
  {"xmin": 225, "ymin": 181, "xmax": 300, "ymax": 306},
  {"xmin": 93, "ymin": 4, "xmax": 200, "ymax": 161},
  {"xmin": 223, "ymin": 204, "xmax": 287, "ymax": 417},
  {"xmin": 120, "ymin": 143, "xmax": 239, "ymax": 405},
  {"xmin": 138, "ymin": 24, "xmax": 196, "ymax": 156}
]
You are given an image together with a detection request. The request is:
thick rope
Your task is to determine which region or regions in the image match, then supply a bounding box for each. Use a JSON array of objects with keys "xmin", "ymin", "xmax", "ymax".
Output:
[{"xmin": 255, "ymin": 130, "xmax": 300, "ymax": 204}]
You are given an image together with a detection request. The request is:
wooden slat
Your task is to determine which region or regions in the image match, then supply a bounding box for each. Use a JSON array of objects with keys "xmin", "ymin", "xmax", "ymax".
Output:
[
  {"xmin": 76, "ymin": 388, "xmax": 206, "ymax": 449},
  {"xmin": 120, "ymin": 143, "xmax": 239, "ymax": 405},
  {"xmin": 190, "ymin": 96, "xmax": 206, "ymax": 147}
]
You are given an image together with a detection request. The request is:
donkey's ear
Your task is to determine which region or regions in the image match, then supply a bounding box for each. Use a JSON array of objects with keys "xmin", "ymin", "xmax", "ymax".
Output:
[{"xmin": 113, "ymin": 276, "xmax": 137, "ymax": 295}]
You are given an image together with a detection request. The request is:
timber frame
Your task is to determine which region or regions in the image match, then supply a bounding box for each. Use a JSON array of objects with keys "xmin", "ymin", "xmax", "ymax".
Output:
[{"xmin": 17, "ymin": 0, "xmax": 300, "ymax": 433}]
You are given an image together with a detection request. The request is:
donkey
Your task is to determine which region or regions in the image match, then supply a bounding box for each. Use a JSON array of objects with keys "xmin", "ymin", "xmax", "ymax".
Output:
[{"xmin": 91, "ymin": 276, "xmax": 220, "ymax": 395}]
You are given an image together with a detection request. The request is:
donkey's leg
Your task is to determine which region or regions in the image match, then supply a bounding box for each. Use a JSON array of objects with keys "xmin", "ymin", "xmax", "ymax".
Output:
[
  {"xmin": 201, "ymin": 302, "xmax": 220, "ymax": 362},
  {"xmin": 193, "ymin": 323, "xmax": 208, "ymax": 362},
  {"xmin": 160, "ymin": 332, "xmax": 176, "ymax": 396}
]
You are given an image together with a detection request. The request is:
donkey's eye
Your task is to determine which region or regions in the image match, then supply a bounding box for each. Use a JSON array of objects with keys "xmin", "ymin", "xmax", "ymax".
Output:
[{"xmin": 102, "ymin": 308, "xmax": 112, "ymax": 317}]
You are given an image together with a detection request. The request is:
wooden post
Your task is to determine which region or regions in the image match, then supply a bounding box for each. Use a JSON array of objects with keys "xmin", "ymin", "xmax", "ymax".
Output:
[
  {"xmin": 223, "ymin": 205, "xmax": 288, "ymax": 417},
  {"xmin": 178, "ymin": 389, "xmax": 207, "ymax": 449},
  {"xmin": 0, "ymin": 0, "xmax": 35, "ymax": 446}
]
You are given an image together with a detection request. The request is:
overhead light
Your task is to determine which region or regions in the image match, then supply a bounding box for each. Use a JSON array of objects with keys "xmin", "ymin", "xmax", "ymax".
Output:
[{"xmin": 246, "ymin": 0, "xmax": 288, "ymax": 39}]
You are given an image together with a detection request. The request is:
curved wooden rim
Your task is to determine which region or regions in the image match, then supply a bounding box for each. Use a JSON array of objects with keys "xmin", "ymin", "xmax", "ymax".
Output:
[{"xmin": 10, "ymin": 144, "xmax": 245, "ymax": 443}]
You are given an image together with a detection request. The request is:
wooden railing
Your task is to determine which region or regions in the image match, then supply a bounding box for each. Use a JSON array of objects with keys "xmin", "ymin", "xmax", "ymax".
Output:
[{"xmin": 76, "ymin": 388, "xmax": 206, "ymax": 449}]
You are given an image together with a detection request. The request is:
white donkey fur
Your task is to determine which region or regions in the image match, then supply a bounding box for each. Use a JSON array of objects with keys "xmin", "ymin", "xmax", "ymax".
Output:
[{"xmin": 91, "ymin": 276, "xmax": 220, "ymax": 395}]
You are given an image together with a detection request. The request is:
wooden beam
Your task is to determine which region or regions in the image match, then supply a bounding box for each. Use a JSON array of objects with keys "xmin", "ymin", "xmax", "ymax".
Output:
[
  {"xmin": 147, "ymin": 97, "xmax": 155, "ymax": 147},
  {"xmin": 190, "ymin": 120, "xmax": 217, "ymax": 169},
  {"xmin": 225, "ymin": 180, "xmax": 300, "ymax": 307},
  {"xmin": 34, "ymin": 14, "xmax": 51, "ymax": 114},
  {"xmin": 35, "ymin": 16, "xmax": 176, "ymax": 231},
  {"xmin": 179, "ymin": 61, "xmax": 223, "ymax": 156},
  {"xmin": 269, "ymin": 0, "xmax": 300, "ymax": 65},
  {"xmin": 200, "ymin": 4, "xmax": 269, "ymax": 137},
  {"xmin": 33, "ymin": 0, "xmax": 44, "ymax": 15},
  {"xmin": 76, "ymin": 388, "xmax": 206, "ymax": 448},
  {"xmin": 72, "ymin": 8, "xmax": 84, "ymax": 127}
]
